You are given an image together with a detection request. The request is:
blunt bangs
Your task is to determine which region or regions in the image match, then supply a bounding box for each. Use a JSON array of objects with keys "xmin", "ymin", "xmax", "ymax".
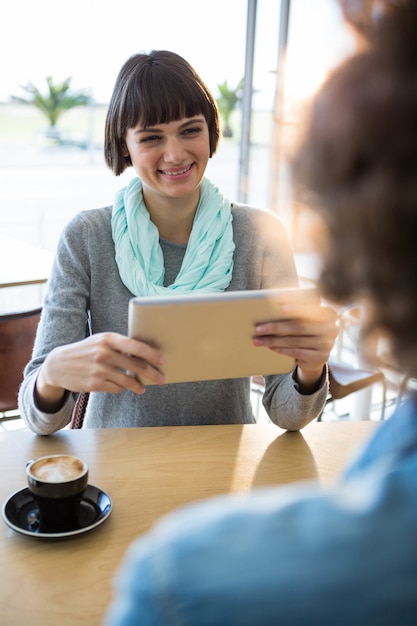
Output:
[{"xmin": 125, "ymin": 66, "xmax": 215, "ymax": 130}]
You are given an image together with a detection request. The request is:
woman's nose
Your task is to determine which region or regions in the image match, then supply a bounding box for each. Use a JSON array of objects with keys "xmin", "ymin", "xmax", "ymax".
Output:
[{"xmin": 163, "ymin": 136, "xmax": 186, "ymax": 163}]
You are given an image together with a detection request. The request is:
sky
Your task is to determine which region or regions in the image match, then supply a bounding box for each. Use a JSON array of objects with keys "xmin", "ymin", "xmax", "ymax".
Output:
[{"xmin": 0, "ymin": 0, "xmax": 354, "ymax": 108}]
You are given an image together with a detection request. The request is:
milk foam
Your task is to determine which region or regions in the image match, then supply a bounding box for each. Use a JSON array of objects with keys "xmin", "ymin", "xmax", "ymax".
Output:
[{"xmin": 31, "ymin": 456, "xmax": 85, "ymax": 483}]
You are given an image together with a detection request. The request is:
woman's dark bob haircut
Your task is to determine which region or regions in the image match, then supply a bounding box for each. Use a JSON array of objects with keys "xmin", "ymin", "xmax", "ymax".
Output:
[{"xmin": 104, "ymin": 50, "xmax": 221, "ymax": 176}]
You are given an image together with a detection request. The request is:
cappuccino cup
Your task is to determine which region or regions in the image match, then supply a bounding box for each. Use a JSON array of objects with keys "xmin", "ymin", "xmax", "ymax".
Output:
[{"xmin": 26, "ymin": 454, "xmax": 89, "ymax": 531}]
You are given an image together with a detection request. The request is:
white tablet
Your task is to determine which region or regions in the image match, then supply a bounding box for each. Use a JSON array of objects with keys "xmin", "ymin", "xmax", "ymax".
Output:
[{"xmin": 128, "ymin": 287, "xmax": 319, "ymax": 384}]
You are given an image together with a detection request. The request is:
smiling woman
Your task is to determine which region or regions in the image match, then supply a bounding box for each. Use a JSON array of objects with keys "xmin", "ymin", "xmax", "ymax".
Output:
[{"xmin": 17, "ymin": 48, "xmax": 337, "ymax": 435}]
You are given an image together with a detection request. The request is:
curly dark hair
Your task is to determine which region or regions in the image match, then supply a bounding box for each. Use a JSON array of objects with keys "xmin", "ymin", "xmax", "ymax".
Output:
[
  {"xmin": 292, "ymin": 0, "xmax": 417, "ymax": 377},
  {"xmin": 104, "ymin": 50, "xmax": 221, "ymax": 176}
]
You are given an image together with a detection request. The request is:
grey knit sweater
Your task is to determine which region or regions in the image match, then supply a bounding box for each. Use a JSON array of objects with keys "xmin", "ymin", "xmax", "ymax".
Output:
[{"xmin": 19, "ymin": 203, "xmax": 328, "ymax": 434}]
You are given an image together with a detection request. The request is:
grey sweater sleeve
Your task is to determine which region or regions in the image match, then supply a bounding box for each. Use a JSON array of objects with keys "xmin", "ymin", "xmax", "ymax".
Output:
[{"xmin": 18, "ymin": 209, "xmax": 99, "ymax": 433}]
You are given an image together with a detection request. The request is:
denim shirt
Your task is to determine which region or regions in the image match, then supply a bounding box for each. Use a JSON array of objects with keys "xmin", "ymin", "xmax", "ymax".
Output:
[{"xmin": 105, "ymin": 396, "xmax": 417, "ymax": 626}]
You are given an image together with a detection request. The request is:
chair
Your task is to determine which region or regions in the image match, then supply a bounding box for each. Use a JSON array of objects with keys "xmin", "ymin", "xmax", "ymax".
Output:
[
  {"xmin": 69, "ymin": 310, "xmax": 92, "ymax": 429},
  {"xmin": 0, "ymin": 306, "xmax": 42, "ymax": 420},
  {"xmin": 318, "ymin": 303, "xmax": 388, "ymax": 421},
  {"xmin": 322, "ymin": 359, "xmax": 387, "ymax": 421},
  {"xmin": 376, "ymin": 348, "xmax": 415, "ymax": 410},
  {"xmin": 69, "ymin": 391, "xmax": 89, "ymax": 429}
]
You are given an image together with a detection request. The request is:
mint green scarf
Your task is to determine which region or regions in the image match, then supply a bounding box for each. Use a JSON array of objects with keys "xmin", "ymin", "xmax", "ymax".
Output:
[{"xmin": 111, "ymin": 176, "xmax": 235, "ymax": 296}]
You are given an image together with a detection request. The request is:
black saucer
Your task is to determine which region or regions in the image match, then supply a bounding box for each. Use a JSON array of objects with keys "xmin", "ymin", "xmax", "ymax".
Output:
[{"xmin": 2, "ymin": 484, "xmax": 112, "ymax": 539}]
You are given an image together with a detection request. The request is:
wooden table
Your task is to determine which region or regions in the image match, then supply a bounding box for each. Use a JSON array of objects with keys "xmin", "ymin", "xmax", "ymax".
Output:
[
  {"xmin": 0, "ymin": 421, "xmax": 377, "ymax": 626},
  {"xmin": 0, "ymin": 234, "xmax": 53, "ymax": 288}
]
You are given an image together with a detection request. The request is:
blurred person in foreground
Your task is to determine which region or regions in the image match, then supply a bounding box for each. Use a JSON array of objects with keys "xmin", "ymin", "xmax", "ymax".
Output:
[{"xmin": 104, "ymin": 1, "xmax": 417, "ymax": 624}]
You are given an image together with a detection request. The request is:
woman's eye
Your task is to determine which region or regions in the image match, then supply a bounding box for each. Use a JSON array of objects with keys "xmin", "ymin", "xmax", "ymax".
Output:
[
  {"xmin": 140, "ymin": 135, "xmax": 160, "ymax": 143},
  {"xmin": 183, "ymin": 127, "xmax": 202, "ymax": 136}
]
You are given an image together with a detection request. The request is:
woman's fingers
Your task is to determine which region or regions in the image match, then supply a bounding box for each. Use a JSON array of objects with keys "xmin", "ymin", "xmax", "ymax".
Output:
[
  {"xmin": 253, "ymin": 303, "xmax": 338, "ymax": 366},
  {"xmin": 43, "ymin": 333, "xmax": 166, "ymax": 395}
]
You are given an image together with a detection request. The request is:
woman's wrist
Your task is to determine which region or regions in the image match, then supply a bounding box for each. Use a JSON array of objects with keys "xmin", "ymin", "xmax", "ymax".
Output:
[
  {"xmin": 34, "ymin": 365, "xmax": 67, "ymax": 413},
  {"xmin": 293, "ymin": 364, "xmax": 327, "ymax": 395}
]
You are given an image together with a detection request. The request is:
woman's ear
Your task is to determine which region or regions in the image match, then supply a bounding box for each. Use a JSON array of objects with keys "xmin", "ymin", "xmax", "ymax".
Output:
[{"xmin": 121, "ymin": 141, "xmax": 130, "ymax": 158}]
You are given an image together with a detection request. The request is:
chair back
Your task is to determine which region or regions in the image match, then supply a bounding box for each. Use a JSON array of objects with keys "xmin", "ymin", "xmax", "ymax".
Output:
[
  {"xmin": 70, "ymin": 391, "xmax": 90, "ymax": 429},
  {"xmin": 0, "ymin": 307, "xmax": 41, "ymax": 412}
]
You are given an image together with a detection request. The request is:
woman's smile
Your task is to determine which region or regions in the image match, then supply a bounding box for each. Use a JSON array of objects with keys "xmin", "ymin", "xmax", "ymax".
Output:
[{"xmin": 158, "ymin": 163, "xmax": 194, "ymax": 179}]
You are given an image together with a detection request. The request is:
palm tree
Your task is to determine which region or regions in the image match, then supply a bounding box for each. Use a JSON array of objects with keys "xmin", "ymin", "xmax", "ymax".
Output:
[
  {"xmin": 216, "ymin": 78, "xmax": 244, "ymax": 138},
  {"xmin": 12, "ymin": 76, "xmax": 90, "ymax": 138}
]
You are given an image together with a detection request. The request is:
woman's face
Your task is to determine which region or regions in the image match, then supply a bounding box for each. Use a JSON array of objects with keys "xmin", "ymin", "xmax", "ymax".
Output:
[{"xmin": 124, "ymin": 116, "xmax": 211, "ymax": 203}]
